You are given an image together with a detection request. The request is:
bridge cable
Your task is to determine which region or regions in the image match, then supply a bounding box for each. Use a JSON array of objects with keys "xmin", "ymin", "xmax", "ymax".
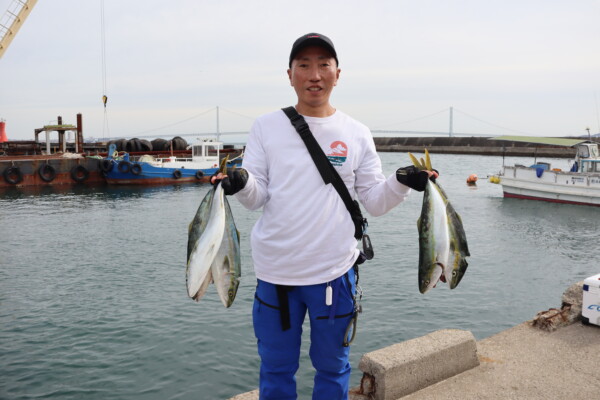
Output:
[
  {"xmin": 126, "ymin": 107, "xmax": 217, "ymax": 137},
  {"xmin": 452, "ymin": 108, "xmax": 533, "ymax": 135},
  {"xmin": 372, "ymin": 108, "xmax": 449, "ymax": 130}
]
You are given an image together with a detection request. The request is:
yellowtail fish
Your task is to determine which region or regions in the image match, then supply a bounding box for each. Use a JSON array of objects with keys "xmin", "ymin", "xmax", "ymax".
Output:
[
  {"xmin": 410, "ymin": 150, "xmax": 470, "ymax": 293},
  {"xmin": 186, "ymin": 157, "xmax": 241, "ymax": 307}
]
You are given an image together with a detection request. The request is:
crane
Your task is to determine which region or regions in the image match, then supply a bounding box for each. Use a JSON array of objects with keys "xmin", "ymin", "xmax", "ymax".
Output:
[{"xmin": 0, "ymin": 0, "xmax": 37, "ymax": 59}]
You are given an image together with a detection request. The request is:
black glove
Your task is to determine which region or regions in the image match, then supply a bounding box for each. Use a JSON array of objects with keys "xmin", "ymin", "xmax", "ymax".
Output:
[
  {"xmin": 396, "ymin": 165, "xmax": 437, "ymax": 192},
  {"xmin": 220, "ymin": 168, "xmax": 248, "ymax": 195}
]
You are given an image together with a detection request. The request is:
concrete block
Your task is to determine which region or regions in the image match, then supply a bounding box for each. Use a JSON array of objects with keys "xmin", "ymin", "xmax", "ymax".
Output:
[
  {"xmin": 228, "ymin": 389, "xmax": 259, "ymax": 400},
  {"xmin": 357, "ymin": 329, "xmax": 479, "ymax": 400}
]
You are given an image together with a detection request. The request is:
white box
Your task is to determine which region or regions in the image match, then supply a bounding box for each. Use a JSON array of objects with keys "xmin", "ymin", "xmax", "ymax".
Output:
[{"xmin": 582, "ymin": 273, "xmax": 600, "ymax": 326}]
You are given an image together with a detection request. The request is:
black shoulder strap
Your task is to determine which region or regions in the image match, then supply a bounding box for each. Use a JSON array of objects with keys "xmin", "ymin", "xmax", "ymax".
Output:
[{"xmin": 282, "ymin": 106, "xmax": 365, "ymax": 240}]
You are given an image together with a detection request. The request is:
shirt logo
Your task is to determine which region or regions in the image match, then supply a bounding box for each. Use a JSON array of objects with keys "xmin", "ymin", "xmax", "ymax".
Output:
[{"xmin": 326, "ymin": 141, "xmax": 347, "ymax": 166}]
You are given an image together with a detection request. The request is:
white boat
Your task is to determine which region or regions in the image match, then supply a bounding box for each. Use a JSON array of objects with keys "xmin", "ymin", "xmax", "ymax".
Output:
[{"xmin": 490, "ymin": 137, "xmax": 600, "ymax": 207}]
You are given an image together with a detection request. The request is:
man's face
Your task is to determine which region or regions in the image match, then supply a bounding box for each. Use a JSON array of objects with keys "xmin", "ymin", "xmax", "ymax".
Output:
[{"xmin": 287, "ymin": 46, "xmax": 340, "ymax": 113}]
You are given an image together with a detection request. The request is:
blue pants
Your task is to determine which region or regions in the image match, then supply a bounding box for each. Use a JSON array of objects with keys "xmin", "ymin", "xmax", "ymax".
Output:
[{"xmin": 253, "ymin": 267, "xmax": 357, "ymax": 400}]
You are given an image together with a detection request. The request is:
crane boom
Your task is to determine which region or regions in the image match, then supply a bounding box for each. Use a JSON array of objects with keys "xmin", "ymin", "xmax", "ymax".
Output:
[{"xmin": 0, "ymin": 0, "xmax": 38, "ymax": 59}]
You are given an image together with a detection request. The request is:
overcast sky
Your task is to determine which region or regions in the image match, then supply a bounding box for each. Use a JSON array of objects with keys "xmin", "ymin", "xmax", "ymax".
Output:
[{"xmin": 1, "ymin": 0, "xmax": 599, "ymax": 142}]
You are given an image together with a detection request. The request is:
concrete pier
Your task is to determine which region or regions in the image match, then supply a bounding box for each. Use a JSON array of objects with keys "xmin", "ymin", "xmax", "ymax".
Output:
[{"xmin": 230, "ymin": 281, "xmax": 600, "ymax": 399}]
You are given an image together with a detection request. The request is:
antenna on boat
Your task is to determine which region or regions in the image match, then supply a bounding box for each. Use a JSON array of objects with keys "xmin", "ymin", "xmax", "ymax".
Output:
[
  {"xmin": 586, "ymin": 127, "xmax": 591, "ymax": 141},
  {"xmin": 595, "ymin": 91, "xmax": 600, "ymax": 136}
]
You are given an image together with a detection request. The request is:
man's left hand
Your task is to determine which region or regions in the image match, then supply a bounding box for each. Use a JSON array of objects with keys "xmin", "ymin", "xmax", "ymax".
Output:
[
  {"xmin": 211, "ymin": 168, "xmax": 248, "ymax": 195},
  {"xmin": 396, "ymin": 166, "xmax": 439, "ymax": 191}
]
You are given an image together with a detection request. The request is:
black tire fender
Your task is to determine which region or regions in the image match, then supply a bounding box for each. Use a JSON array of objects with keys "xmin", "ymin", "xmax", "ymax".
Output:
[
  {"xmin": 38, "ymin": 164, "xmax": 56, "ymax": 182},
  {"xmin": 117, "ymin": 161, "xmax": 131, "ymax": 173},
  {"xmin": 100, "ymin": 159, "xmax": 113, "ymax": 173},
  {"xmin": 71, "ymin": 165, "xmax": 89, "ymax": 182},
  {"xmin": 131, "ymin": 163, "xmax": 142, "ymax": 175},
  {"xmin": 3, "ymin": 166, "xmax": 23, "ymax": 184},
  {"xmin": 173, "ymin": 169, "xmax": 182, "ymax": 179}
]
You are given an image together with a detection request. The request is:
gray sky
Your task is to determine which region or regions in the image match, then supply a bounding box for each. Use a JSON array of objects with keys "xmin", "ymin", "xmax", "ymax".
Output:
[{"xmin": 1, "ymin": 0, "xmax": 599, "ymax": 141}]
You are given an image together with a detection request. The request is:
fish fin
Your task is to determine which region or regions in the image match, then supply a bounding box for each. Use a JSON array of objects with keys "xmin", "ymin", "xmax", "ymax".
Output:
[{"xmin": 191, "ymin": 268, "xmax": 213, "ymax": 301}]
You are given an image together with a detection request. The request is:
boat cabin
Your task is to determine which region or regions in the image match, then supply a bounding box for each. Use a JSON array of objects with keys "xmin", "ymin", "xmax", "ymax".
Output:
[
  {"xmin": 574, "ymin": 142, "xmax": 600, "ymax": 173},
  {"xmin": 191, "ymin": 139, "xmax": 221, "ymax": 165}
]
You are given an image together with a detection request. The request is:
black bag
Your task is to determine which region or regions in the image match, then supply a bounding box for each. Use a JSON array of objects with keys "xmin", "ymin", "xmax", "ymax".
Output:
[{"xmin": 282, "ymin": 106, "xmax": 373, "ymax": 260}]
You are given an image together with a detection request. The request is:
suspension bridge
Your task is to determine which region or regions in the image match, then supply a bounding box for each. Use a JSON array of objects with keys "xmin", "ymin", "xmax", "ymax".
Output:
[{"xmin": 101, "ymin": 106, "xmax": 535, "ymax": 142}]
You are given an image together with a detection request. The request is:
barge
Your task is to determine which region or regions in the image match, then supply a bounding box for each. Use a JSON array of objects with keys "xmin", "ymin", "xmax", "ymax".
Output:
[
  {"xmin": 0, "ymin": 114, "xmax": 105, "ymax": 188},
  {"xmin": 0, "ymin": 114, "xmax": 243, "ymax": 188}
]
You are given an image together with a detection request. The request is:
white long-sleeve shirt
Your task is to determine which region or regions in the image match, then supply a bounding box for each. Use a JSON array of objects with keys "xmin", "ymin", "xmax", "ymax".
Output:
[{"xmin": 235, "ymin": 109, "xmax": 411, "ymax": 285}]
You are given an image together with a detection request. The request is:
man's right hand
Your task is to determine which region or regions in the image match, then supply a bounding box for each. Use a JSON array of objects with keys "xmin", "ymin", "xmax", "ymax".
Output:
[{"xmin": 211, "ymin": 168, "xmax": 248, "ymax": 195}]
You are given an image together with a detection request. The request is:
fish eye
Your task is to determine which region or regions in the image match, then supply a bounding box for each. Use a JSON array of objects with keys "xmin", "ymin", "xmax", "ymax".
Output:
[{"xmin": 452, "ymin": 270, "xmax": 457, "ymax": 277}]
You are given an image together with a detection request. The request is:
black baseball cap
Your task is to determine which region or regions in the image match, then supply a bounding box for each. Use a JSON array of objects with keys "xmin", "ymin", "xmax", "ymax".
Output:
[{"xmin": 288, "ymin": 33, "xmax": 338, "ymax": 68}]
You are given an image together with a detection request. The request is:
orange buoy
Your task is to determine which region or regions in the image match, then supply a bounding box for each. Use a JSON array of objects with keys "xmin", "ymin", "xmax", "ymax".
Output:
[
  {"xmin": 0, "ymin": 120, "xmax": 7, "ymax": 143},
  {"xmin": 466, "ymin": 174, "xmax": 478, "ymax": 185}
]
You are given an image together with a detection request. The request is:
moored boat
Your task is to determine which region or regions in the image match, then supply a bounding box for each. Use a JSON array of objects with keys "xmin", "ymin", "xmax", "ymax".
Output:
[
  {"xmin": 490, "ymin": 137, "xmax": 600, "ymax": 207},
  {"xmin": 101, "ymin": 139, "xmax": 242, "ymax": 185}
]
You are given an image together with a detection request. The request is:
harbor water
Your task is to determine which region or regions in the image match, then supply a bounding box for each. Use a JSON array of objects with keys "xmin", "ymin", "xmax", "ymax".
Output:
[{"xmin": 1, "ymin": 152, "xmax": 599, "ymax": 400}]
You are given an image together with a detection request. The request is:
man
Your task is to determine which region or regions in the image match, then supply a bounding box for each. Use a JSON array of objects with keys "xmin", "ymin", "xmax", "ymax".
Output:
[{"xmin": 215, "ymin": 33, "xmax": 437, "ymax": 400}]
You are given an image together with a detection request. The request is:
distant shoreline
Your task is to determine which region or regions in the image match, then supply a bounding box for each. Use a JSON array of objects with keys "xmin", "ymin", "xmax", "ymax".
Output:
[{"xmin": 373, "ymin": 136, "xmax": 600, "ymax": 158}]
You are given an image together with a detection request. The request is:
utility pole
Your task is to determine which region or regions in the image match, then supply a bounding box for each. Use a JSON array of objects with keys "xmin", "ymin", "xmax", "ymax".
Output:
[{"xmin": 449, "ymin": 106, "xmax": 454, "ymax": 137}]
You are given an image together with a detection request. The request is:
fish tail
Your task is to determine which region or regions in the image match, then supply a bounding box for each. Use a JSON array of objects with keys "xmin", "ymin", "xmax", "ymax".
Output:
[
  {"xmin": 425, "ymin": 148, "xmax": 433, "ymax": 170},
  {"xmin": 219, "ymin": 155, "xmax": 229, "ymax": 174},
  {"xmin": 408, "ymin": 152, "xmax": 424, "ymax": 169}
]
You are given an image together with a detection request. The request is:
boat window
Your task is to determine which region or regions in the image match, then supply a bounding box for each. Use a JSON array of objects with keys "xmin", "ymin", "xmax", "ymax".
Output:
[{"xmin": 577, "ymin": 145, "xmax": 590, "ymax": 158}]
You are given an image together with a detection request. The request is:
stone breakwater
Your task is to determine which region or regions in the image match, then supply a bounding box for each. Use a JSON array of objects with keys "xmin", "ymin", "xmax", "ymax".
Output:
[{"xmin": 373, "ymin": 137, "xmax": 589, "ymax": 157}]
